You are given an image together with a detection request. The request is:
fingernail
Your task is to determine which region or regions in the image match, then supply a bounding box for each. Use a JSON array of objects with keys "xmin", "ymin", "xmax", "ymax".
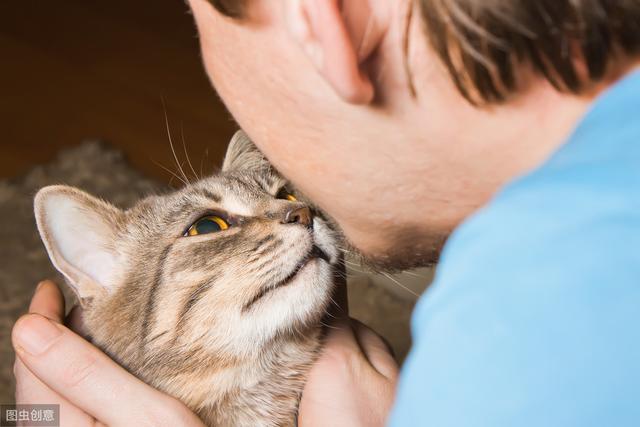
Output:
[
  {"xmin": 35, "ymin": 280, "xmax": 49, "ymax": 292},
  {"xmin": 13, "ymin": 315, "xmax": 63, "ymax": 356}
]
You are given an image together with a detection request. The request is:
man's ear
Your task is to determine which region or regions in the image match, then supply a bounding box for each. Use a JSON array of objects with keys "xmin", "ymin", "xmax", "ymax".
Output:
[
  {"xmin": 34, "ymin": 185, "xmax": 123, "ymax": 305},
  {"xmin": 285, "ymin": 0, "xmax": 386, "ymax": 104},
  {"xmin": 222, "ymin": 130, "xmax": 273, "ymax": 173}
]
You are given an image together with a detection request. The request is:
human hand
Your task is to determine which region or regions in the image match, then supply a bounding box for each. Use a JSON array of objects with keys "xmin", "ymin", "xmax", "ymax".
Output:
[
  {"xmin": 12, "ymin": 280, "xmax": 205, "ymax": 427},
  {"xmin": 298, "ymin": 280, "xmax": 399, "ymax": 427}
]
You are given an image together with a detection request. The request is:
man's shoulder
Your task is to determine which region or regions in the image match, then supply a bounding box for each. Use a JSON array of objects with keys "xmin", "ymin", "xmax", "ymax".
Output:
[
  {"xmin": 397, "ymin": 149, "xmax": 640, "ymax": 427},
  {"xmin": 390, "ymin": 70, "xmax": 640, "ymax": 427},
  {"xmin": 422, "ymin": 157, "xmax": 640, "ymax": 324},
  {"xmin": 434, "ymin": 81, "xmax": 640, "ymax": 291}
]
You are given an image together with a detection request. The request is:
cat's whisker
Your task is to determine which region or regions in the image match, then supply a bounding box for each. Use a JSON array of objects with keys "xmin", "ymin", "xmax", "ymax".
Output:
[
  {"xmin": 337, "ymin": 247, "xmax": 359, "ymax": 259},
  {"xmin": 338, "ymin": 246, "xmax": 431, "ymax": 279},
  {"xmin": 180, "ymin": 121, "xmax": 199, "ymax": 181},
  {"xmin": 342, "ymin": 258, "xmax": 365, "ymax": 267},
  {"xmin": 323, "ymin": 309, "xmax": 338, "ymax": 320},
  {"xmin": 343, "ymin": 261, "xmax": 365, "ymax": 270},
  {"xmin": 401, "ymin": 269, "xmax": 431, "ymax": 279},
  {"xmin": 344, "ymin": 263, "xmax": 369, "ymax": 276},
  {"xmin": 381, "ymin": 271, "xmax": 420, "ymax": 298},
  {"xmin": 178, "ymin": 160, "xmax": 191, "ymax": 181},
  {"xmin": 320, "ymin": 321, "xmax": 340, "ymax": 330},
  {"xmin": 152, "ymin": 159, "xmax": 189, "ymax": 187},
  {"xmin": 333, "ymin": 271, "xmax": 350, "ymax": 280},
  {"xmin": 200, "ymin": 148, "xmax": 209, "ymax": 178},
  {"xmin": 327, "ymin": 295, "xmax": 349, "ymax": 317},
  {"xmin": 162, "ymin": 100, "xmax": 191, "ymax": 185}
]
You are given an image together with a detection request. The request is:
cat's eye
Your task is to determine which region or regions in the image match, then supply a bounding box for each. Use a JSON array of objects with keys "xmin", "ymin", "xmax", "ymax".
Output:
[
  {"xmin": 185, "ymin": 215, "xmax": 229, "ymax": 236},
  {"xmin": 276, "ymin": 188, "xmax": 297, "ymax": 202}
]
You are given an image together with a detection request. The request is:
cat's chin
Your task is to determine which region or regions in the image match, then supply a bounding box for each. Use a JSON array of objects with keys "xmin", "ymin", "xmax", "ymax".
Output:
[
  {"xmin": 243, "ymin": 244, "xmax": 331, "ymax": 311},
  {"xmin": 244, "ymin": 256, "xmax": 335, "ymax": 329}
]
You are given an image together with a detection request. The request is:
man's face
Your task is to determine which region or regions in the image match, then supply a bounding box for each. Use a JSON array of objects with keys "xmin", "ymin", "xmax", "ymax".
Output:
[{"xmin": 187, "ymin": 0, "xmax": 566, "ymax": 270}]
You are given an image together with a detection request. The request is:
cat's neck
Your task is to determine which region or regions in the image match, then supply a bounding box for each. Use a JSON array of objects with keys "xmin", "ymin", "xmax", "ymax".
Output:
[
  {"xmin": 202, "ymin": 328, "xmax": 322, "ymax": 426},
  {"xmin": 87, "ymin": 294, "xmax": 326, "ymax": 426},
  {"xmin": 151, "ymin": 325, "xmax": 323, "ymax": 426}
]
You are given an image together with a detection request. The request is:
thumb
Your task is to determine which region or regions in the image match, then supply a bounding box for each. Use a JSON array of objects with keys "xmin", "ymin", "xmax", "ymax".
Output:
[{"xmin": 12, "ymin": 314, "xmax": 204, "ymax": 427}]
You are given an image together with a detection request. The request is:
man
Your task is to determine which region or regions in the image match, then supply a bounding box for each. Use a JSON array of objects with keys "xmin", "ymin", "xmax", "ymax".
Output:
[{"xmin": 12, "ymin": 0, "xmax": 640, "ymax": 425}]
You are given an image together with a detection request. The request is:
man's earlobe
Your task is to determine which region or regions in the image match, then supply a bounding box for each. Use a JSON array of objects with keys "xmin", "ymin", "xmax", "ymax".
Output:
[{"xmin": 286, "ymin": 0, "xmax": 386, "ymax": 104}]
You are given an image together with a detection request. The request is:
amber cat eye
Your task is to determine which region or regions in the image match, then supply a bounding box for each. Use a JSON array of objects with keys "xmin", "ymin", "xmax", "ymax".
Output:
[
  {"xmin": 276, "ymin": 188, "xmax": 297, "ymax": 202},
  {"xmin": 185, "ymin": 215, "xmax": 229, "ymax": 236}
]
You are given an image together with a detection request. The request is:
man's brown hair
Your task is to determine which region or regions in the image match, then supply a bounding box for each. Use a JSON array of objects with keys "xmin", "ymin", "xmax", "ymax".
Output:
[{"xmin": 209, "ymin": 0, "xmax": 640, "ymax": 105}]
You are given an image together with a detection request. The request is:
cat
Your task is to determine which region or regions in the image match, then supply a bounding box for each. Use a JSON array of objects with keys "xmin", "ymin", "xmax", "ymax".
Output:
[{"xmin": 33, "ymin": 130, "xmax": 340, "ymax": 426}]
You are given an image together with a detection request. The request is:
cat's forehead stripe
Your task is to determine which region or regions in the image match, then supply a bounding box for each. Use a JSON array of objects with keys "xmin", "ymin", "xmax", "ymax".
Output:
[
  {"xmin": 140, "ymin": 242, "xmax": 173, "ymax": 351},
  {"xmin": 147, "ymin": 173, "xmax": 285, "ymax": 225},
  {"xmin": 192, "ymin": 188, "xmax": 222, "ymax": 203},
  {"xmin": 228, "ymin": 175, "xmax": 265, "ymax": 195}
]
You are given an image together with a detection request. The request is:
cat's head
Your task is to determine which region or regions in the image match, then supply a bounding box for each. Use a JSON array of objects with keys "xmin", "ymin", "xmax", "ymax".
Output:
[{"xmin": 34, "ymin": 131, "xmax": 339, "ymax": 357}]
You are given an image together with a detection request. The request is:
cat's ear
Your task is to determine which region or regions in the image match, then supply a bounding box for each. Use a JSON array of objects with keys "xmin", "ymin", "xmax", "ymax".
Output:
[
  {"xmin": 222, "ymin": 130, "xmax": 273, "ymax": 173},
  {"xmin": 34, "ymin": 185, "xmax": 123, "ymax": 305}
]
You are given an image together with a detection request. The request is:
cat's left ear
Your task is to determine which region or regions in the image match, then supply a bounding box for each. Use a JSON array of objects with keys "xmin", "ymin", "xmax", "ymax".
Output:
[
  {"xmin": 222, "ymin": 130, "xmax": 273, "ymax": 173},
  {"xmin": 34, "ymin": 185, "xmax": 123, "ymax": 306}
]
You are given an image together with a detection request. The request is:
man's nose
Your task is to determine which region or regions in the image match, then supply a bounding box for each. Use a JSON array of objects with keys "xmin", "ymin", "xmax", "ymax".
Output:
[{"xmin": 281, "ymin": 206, "xmax": 313, "ymax": 228}]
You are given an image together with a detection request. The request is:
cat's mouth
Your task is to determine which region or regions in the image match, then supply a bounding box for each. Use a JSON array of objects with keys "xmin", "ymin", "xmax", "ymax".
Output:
[{"xmin": 242, "ymin": 244, "xmax": 331, "ymax": 312}]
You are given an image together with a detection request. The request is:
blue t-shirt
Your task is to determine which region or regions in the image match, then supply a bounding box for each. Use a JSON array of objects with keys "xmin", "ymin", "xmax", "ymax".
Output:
[{"xmin": 390, "ymin": 71, "xmax": 640, "ymax": 426}]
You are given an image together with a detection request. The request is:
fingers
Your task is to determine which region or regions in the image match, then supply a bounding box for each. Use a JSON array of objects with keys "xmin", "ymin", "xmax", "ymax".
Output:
[
  {"xmin": 300, "ymin": 318, "xmax": 397, "ymax": 427},
  {"xmin": 29, "ymin": 280, "xmax": 65, "ymax": 322},
  {"xmin": 18, "ymin": 281, "xmax": 96, "ymax": 424},
  {"xmin": 12, "ymin": 314, "xmax": 204, "ymax": 427},
  {"xmin": 351, "ymin": 320, "xmax": 399, "ymax": 379},
  {"xmin": 14, "ymin": 357, "xmax": 96, "ymax": 426},
  {"xmin": 320, "ymin": 317, "xmax": 398, "ymax": 379},
  {"xmin": 30, "ymin": 279, "xmax": 89, "ymax": 337},
  {"xmin": 322, "ymin": 317, "xmax": 361, "ymax": 354}
]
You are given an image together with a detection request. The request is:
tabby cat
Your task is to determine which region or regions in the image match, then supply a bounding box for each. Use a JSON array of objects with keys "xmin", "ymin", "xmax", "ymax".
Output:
[{"xmin": 34, "ymin": 131, "xmax": 340, "ymax": 426}]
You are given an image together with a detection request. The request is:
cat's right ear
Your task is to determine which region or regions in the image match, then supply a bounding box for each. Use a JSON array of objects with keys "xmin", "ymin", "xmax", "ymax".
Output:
[
  {"xmin": 34, "ymin": 185, "xmax": 123, "ymax": 306},
  {"xmin": 222, "ymin": 130, "xmax": 273, "ymax": 173}
]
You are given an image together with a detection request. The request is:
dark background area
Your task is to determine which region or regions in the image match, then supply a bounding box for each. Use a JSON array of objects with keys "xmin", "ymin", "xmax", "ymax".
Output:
[{"xmin": 0, "ymin": 0, "xmax": 237, "ymax": 182}]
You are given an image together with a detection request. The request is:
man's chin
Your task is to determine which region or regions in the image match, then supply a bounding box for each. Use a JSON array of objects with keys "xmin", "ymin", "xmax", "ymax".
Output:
[{"xmin": 345, "ymin": 227, "xmax": 449, "ymax": 273}]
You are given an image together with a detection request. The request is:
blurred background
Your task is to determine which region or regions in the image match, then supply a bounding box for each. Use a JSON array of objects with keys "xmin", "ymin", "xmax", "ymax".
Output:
[
  {"xmin": 0, "ymin": 0, "xmax": 236, "ymax": 181},
  {"xmin": 0, "ymin": 0, "xmax": 430, "ymax": 404}
]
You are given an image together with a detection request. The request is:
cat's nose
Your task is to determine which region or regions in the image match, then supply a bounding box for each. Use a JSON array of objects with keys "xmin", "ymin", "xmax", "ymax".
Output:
[{"xmin": 282, "ymin": 206, "xmax": 313, "ymax": 228}]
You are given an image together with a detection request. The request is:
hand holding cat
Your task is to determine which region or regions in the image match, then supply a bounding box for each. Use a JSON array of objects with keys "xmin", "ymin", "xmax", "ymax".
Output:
[
  {"xmin": 298, "ymin": 290, "xmax": 399, "ymax": 427},
  {"xmin": 12, "ymin": 280, "xmax": 206, "ymax": 427},
  {"xmin": 13, "ymin": 280, "xmax": 398, "ymax": 426}
]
